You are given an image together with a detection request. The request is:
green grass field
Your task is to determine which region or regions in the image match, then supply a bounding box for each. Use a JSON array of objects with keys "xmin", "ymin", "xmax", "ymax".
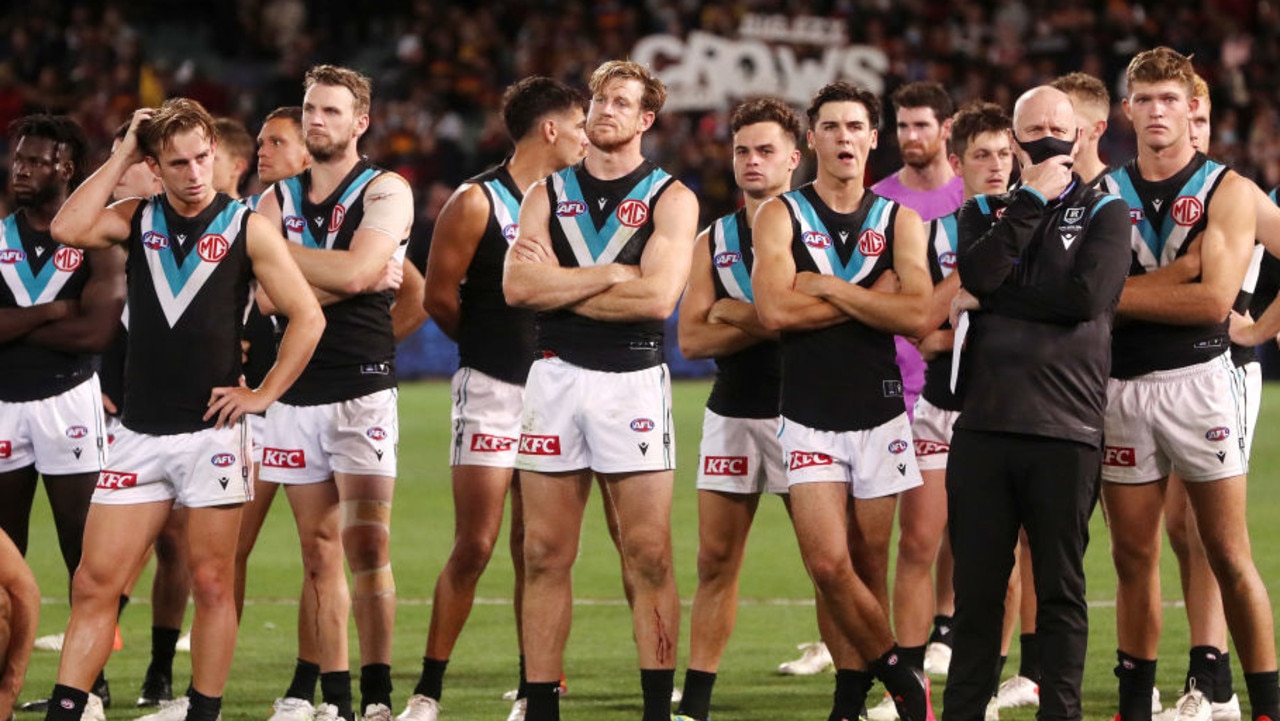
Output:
[{"xmin": 15, "ymin": 379, "xmax": 1280, "ymax": 720}]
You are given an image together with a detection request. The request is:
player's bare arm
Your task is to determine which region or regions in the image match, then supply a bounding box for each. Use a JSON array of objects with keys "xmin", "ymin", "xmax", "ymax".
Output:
[
  {"xmin": 793, "ymin": 206, "xmax": 932, "ymax": 336},
  {"xmin": 1119, "ymin": 172, "xmax": 1255, "ymax": 324},
  {"xmin": 206, "ymin": 212, "xmax": 324, "ymax": 428},
  {"xmin": 912, "ymin": 272, "xmax": 960, "ymax": 359},
  {"xmin": 392, "ymin": 258, "xmax": 428, "ymax": 342},
  {"xmin": 21, "ymin": 245, "xmax": 126, "ymax": 353},
  {"xmin": 751, "ymin": 197, "xmax": 848, "ymax": 332},
  {"xmin": 1254, "ymin": 182, "xmax": 1280, "ymax": 259},
  {"xmin": 0, "ymin": 300, "xmax": 76, "ymax": 343},
  {"xmin": 570, "ymin": 181, "xmax": 699, "ymax": 321},
  {"xmin": 0, "ymin": 531, "xmax": 38, "ymax": 720},
  {"xmin": 422, "ymin": 181, "xmax": 488, "ymax": 340},
  {"xmin": 502, "ymin": 181, "xmax": 637, "ymax": 310},
  {"xmin": 677, "ymin": 230, "xmax": 771, "ymax": 360},
  {"xmin": 49, "ymin": 109, "xmax": 151, "ymax": 250}
]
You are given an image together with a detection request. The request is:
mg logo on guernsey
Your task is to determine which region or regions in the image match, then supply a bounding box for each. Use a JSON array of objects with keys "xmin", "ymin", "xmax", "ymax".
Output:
[
  {"xmin": 211, "ymin": 453, "xmax": 236, "ymax": 467},
  {"xmin": 703, "ymin": 456, "xmax": 748, "ymax": 476},
  {"xmin": 803, "ymin": 231, "xmax": 831, "ymax": 249},
  {"xmin": 556, "ymin": 200, "xmax": 586, "ymax": 217},
  {"xmin": 142, "ymin": 231, "xmax": 169, "ymax": 250},
  {"xmin": 788, "ymin": 451, "xmax": 833, "ymax": 470},
  {"xmin": 714, "ymin": 251, "xmax": 741, "ymax": 268},
  {"xmin": 1205, "ymin": 426, "xmax": 1231, "ymax": 442},
  {"xmin": 1103, "ymin": 446, "xmax": 1136, "ymax": 467},
  {"xmin": 858, "ymin": 229, "xmax": 886, "ymax": 257},
  {"xmin": 263, "ymin": 448, "xmax": 306, "ymax": 468},
  {"xmin": 616, "ymin": 199, "xmax": 650, "ymax": 228},
  {"xmin": 65, "ymin": 426, "xmax": 88, "ymax": 439},
  {"xmin": 518, "ymin": 434, "xmax": 561, "ymax": 456},
  {"xmin": 1171, "ymin": 196, "xmax": 1204, "ymax": 227},
  {"xmin": 53, "ymin": 247, "xmax": 83, "ymax": 272},
  {"xmin": 329, "ymin": 204, "xmax": 347, "ymax": 233},
  {"xmin": 914, "ymin": 439, "xmax": 948, "ymax": 456},
  {"xmin": 97, "ymin": 471, "xmax": 138, "ymax": 489},
  {"xmin": 285, "ymin": 216, "xmax": 306, "ymax": 233},
  {"xmin": 0, "ymin": 248, "xmax": 26, "ymax": 263},
  {"xmin": 887, "ymin": 439, "xmax": 909, "ymax": 454},
  {"xmin": 630, "ymin": 418, "xmax": 655, "ymax": 432},
  {"xmin": 197, "ymin": 234, "xmax": 229, "ymax": 263},
  {"xmin": 471, "ymin": 434, "xmax": 516, "ymax": 452}
]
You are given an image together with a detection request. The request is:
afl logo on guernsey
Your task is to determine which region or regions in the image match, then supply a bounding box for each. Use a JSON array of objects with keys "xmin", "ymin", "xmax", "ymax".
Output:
[
  {"xmin": 211, "ymin": 453, "xmax": 236, "ymax": 467},
  {"xmin": 285, "ymin": 215, "xmax": 306, "ymax": 233},
  {"xmin": 939, "ymin": 251, "xmax": 956, "ymax": 269},
  {"xmin": 1129, "ymin": 208, "xmax": 1145, "ymax": 225},
  {"xmin": 1205, "ymin": 426, "xmax": 1231, "ymax": 442},
  {"xmin": 197, "ymin": 234, "xmax": 229, "ymax": 263},
  {"xmin": 0, "ymin": 249, "xmax": 25, "ymax": 263},
  {"xmin": 53, "ymin": 246, "xmax": 83, "ymax": 272},
  {"xmin": 65, "ymin": 426, "xmax": 88, "ymax": 439},
  {"xmin": 1171, "ymin": 196, "xmax": 1203, "ymax": 227},
  {"xmin": 803, "ymin": 231, "xmax": 831, "ymax": 249},
  {"xmin": 330, "ymin": 204, "xmax": 347, "ymax": 233},
  {"xmin": 367, "ymin": 427, "xmax": 388, "ymax": 441},
  {"xmin": 888, "ymin": 439, "xmax": 909, "ymax": 454},
  {"xmin": 616, "ymin": 199, "xmax": 649, "ymax": 228},
  {"xmin": 858, "ymin": 229, "xmax": 886, "ymax": 257},
  {"xmin": 502, "ymin": 224, "xmax": 519, "ymax": 241},
  {"xmin": 142, "ymin": 231, "xmax": 169, "ymax": 250},
  {"xmin": 556, "ymin": 200, "xmax": 586, "ymax": 217},
  {"xmin": 630, "ymin": 418, "xmax": 655, "ymax": 432},
  {"xmin": 714, "ymin": 251, "xmax": 741, "ymax": 268}
]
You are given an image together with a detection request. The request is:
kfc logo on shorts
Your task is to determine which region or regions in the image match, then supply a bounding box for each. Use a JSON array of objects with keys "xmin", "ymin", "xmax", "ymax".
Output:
[
  {"xmin": 65, "ymin": 425, "xmax": 88, "ymax": 439},
  {"xmin": 858, "ymin": 229, "xmax": 886, "ymax": 257},
  {"xmin": 556, "ymin": 200, "xmax": 587, "ymax": 217},
  {"xmin": 788, "ymin": 451, "xmax": 833, "ymax": 470},
  {"xmin": 1171, "ymin": 196, "xmax": 1203, "ymax": 227},
  {"xmin": 0, "ymin": 440, "xmax": 10, "ymax": 458},
  {"xmin": 887, "ymin": 439, "xmax": 909, "ymax": 454},
  {"xmin": 1103, "ymin": 446, "xmax": 1136, "ymax": 467},
  {"xmin": 803, "ymin": 231, "xmax": 831, "ymax": 249},
  {"xmin": 616, "ymin": 199, "xmax": 649, "ymax": 228},
  {"xmin": 211, "ymin": 453, "xmax": 236, "ymax": 467},
  {"xmin": 938, "ymin": 251, "xmax": 956, "ymax": 269},
  {"xmin": 97, "ymin": 470, "xmax": 138, "ymax": 489},
  {"xmin": 285, "ymin": 215, "xmax": 306, "ymax": 233},
  {"xmin": 914, "ymin": 439, "xmax": 949, "ymax": 456},
  {"xmin": 0, "ymin": 248, "xmax": 26, "ymax": 263},
  {"xmin": 53, "ymin": 246, "xmax": 83, "ymax": 272},
  {"xmin": 630, "ymin": 418, "xmax": 656, "ymax": 432},
  {"xmin": 703, "ymin": 456, "xmax": 748, "ymax": 476},
  {"xmin": 471, "ymin": 434, "xmax": 516, "ymax": 452},
  {"xmin": 197, "ymin": 234, "xmax": 229, "ymax": 263},
  {"xmin": 366, "ymin": 427, "xmax": 388, "ymax": 441},
  {"xmin": 329, "ymin": 204, "xmax": 347, "ymax": 233},
  {"xmin": 1204, "ymin": 426, "xmax": 1231, "ymax": 442},
  {"xmin": 262, "ymin": 448, "xmax": 306, "ymax": 468},
  {"xmin": 142, "ymin": 231, "xmax": 169, "ymax": 250},
  {"xmin": 518, "ymin": 434, "xmax": 561, "ymax": 456},
  {"xmin": 714, "ymin": 251, "xmax": 742, "ymax": 268},
  {"xmin": 502, "ymin": 224, "xmax": 519, "ymax": 241}
]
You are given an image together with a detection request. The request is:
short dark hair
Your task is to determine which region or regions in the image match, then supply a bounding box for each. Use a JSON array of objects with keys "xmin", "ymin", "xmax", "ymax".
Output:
[
  {"xmin": 214, "ymin": 118, "xmax": 255, "ymax": 165},
  {"xmin": 264, "ymin": 106, "xmax": 303, "ymax": 127},
  {"xmin": 1051, "ymin": 72, "xmax": 1111, "ymax": 124},
  {"xmin": 9, "ymin": 113, "xmax": 90, "ymax": 190},
  {"xmin": 137, "ymin": 97, "xmax": 216, "ymax": 159},
  {"xmin": 890, "ymin": 81, "xmax": 954, "ymax": 123},
  {"xmin": 730, "ymin": 97, "xmax": 803, "ymax": 147},
  {"xmin": 501, "ymin": 76, "xmax": 586, "ymax": 142},
  {"xmin": 806, "ymin": 82, "xmax": 881, "ymax": 129},
  {"xmin": 950, "ymin": 102, "xmax": 1012, "ymax": 159}
]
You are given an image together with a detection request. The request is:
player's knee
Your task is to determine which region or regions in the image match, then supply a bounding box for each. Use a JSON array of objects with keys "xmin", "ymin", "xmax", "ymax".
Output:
[
  {"xmin": 805, "ymin": 552, "xmax": 853, "ymax": 591},
  {"xmin": 1110, "ymin": 535, "xmax": 1159, "ymax": 578},
  {"xmin": 695, "ymin": 539, "xmax": 739, "ymax": 582},
  {"xmin": 897, "ymin": 526, "xmax": 939, "ymax": 566},
  {"xmin": 449, "ymin": 535, "xmax": 497, "ymax": 580},
  {"xmin": 187, "ymin": 561, "xmax": 234, "ymax": 608},
  {"xmin": 299, "ymin": 533, "xmax": 344, "ymax": 581},
  {"xmin": 339, "ymin": 500, "xmax": 390, "ymax": 562},
  {"xmin": 523, "ymin": 532, "xmax": 575, "ymax": 576},
  {"xmin": 351, "ymin": 564, "xmax": 395, "ymax": 600}
]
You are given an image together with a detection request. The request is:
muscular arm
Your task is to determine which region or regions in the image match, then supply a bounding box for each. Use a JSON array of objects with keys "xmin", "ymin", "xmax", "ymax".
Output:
[
  {"xmin": 570, "ymin": 182, "xmax": 700, "ymax": 321},
  {"xmin": 422, "ymin": 183, "xmax": 488, "ymax": 340},
  {"xmin": 503, "ymin": 183, "xmax": 636, "ymax": 310},
  {"xmin": 751, "ymin": 197, "xmax": 848, "ymax": 332},
  {"xmin": 1118, "ymin": 172, "xmax": 1256, "ymax": 325},
  {"xmin": 24, "ymin": 246, "xmax": 127, "ymax": 352},
  {"xmin": 1255, "ymin": 183, "xmax": 1280, "ymax": 260},
  {"xmin": 0, "ymin": 531, "xmax": 38, "ymax": 720},
  {"xmin": 392, "ymin": 258, "xmax": 428, "ymax": 342},
  {"xmin": 677, "ymin": 231, "xmax": 771, "ymax": 360},
  {"xmin": 0, "ymin": 301, "xmax": 74, "ymax": 343}
]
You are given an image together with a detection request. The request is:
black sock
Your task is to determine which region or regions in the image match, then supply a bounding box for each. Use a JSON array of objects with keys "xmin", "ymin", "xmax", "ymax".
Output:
[
  {"xmin": 117, "ymin": 594, "xmax": 130, "ymax": 618},
  {"xmin": 148, "ymin": 627, "xmax": 181, "ymax": 680},
  {"xmin": 413, "ymin": 657, "xmax": 448, "ymax": 700},
  {"xmin": 517, "ymin": 654, "xmax": 528, "ymax": 701},
  {"xmin": 1185, "ymin": 645, "xmax": 1220, "ymax": 698},
  {"xmin": 320, "ymin": 670, "xmax": 353, "ymax": 721},
  {"xmin": 900, "ymin": 645, "xmax": 926, "ymax": 673},
  {"xmin": 1115, "ymin": 651, "xmax": 1157, "ymax": 721},
  {"xmin": 640, "ymin": 668, "xmax": 675, "ymax": 721},
  {"xmin": 829, "ymin": 669, "xmax": 875, "ymax": 721},
  {"xmin": 186, "ymin": 689, "xmax": 222, "ymax": 721},
  {"xmin": 45, "ymin": 684, "xmax": 88, "ymax": 721},
  {"xmin": 676, "ymin": 669, "xmax": 716, "ymax": 720},
  {"xmin": 1216, "ymin": 650, "xmax": 1237, "ymax": 704},
  {"xmin": 870, "ymin": 647, "xmax": 926, "ymax": 717},
  {"xmin": 1244, "ymin": 671, "xmax": 1280, "ymax": 721},
  {"xmin": 359, "ymin": 663, "xmax": 393, "ymax": 711},
  {"xmin": 993, "ymin": 656, "xmax": 1009, "ymax": 699},
  {"xmin": 1019, "ymin": 633, "xmax": 1041, "ymax": 684},
  {"xmin": 525, "ymin": 681, "xmax": 560, "ymax": 721},
  {"xmin": 285, "ymin": 659, "xmax": 321, "ymax": 704},
  {"xmin": 929, "ymin": 615, "xmax": 954, "ymax": 647}
]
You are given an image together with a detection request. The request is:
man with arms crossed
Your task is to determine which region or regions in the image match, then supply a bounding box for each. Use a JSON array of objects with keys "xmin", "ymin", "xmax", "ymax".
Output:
[
  {"xmin": 503, "ymin": 59, "xmax": 698, "ymax": 721},
  {"xmin": 40, "ymin": 97, "xmax": 323, "ymax": 721}
]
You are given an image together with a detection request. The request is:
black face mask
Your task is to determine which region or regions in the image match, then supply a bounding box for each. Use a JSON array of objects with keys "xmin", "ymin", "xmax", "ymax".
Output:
[{"xmin": 1016, "ymin": 135, "xmax": 1075, "ymax": 165}]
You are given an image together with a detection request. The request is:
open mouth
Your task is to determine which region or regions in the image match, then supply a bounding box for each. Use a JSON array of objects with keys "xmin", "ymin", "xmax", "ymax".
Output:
[{"xmin": 837, "ymin": 151, "xmax": 855, "ymax": 160}]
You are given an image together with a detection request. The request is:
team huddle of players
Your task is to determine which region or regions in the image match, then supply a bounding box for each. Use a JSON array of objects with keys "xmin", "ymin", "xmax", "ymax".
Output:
[{"xmin": 1, "ymin": 43, "xmax": 1278, "ymax": 721}]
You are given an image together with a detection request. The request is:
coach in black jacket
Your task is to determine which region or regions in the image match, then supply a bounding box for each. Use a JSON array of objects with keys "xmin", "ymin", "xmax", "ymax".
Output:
[{"xmin": 942, "ymin": 85, "xmax": 1132, "ymax": 721}]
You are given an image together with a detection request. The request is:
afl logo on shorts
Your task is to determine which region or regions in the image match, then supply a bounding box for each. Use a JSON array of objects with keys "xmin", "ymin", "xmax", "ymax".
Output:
[
  {"xmin": 329, "ymin": 204, "xmax": 347, "ymax": 233},
  {"xmin": 1129, "ymin": 208, "xmax": 1145, "ymax": 225},
  {"xmin": 630, "ymin": 418, "xmax": 655, "ymax": 432},
  {"xmin": 142, "ymin": 231, "xmax": 169, "ymax": 250},
  {"xmin": 0, "ymin": 249, "xmax": 24, "ymax": 263},
  {"xmin": 285, "ymin": 215, "xmax": 306, "ymax": 233},
  {"xmin": 1205, "ymin": 426, "xmax": 1231, "ymax": 442},
  {"xmin": 887, "ymin": 439, "xmax": 909, "ymax": 454},
  {"xmin": 54, "ymin": 247, "xmax": 83, "ymax": 272},
  {"xmin": 714, "ymin": 251, "xmax": 741, "ymax": 268},
  {"xmin": 858, "ymin": 229, "xmax": 886, "ymax": 257},
  {"xmin": 556, "ymin": 200, "xmax": 586, "ymax": 217},
  {"xmin": 616, "ymin": 199, "xmax": 649, "ymax": 228},
  {"xmin": 367, "ymin": 427, "xmax": 388, "ymax": 441},
  {"xmin": 502, "ymin": 224, "xmax": 519, "ymax": 241},
  {"xmin": 197, "ymin": 234, "xmax": 229, "ymax": 263},
  {"xmin": 803, "ymin": 231, "xmax": 831, "ymax": 249},
  {"xmin": 939, "ymin": 251, "xmax": 956, "ymax": 269},
  {"xmin": 65, "ymin": 425, "xmax": 89, "ymax": 439},
  {"xmin": 1171, "ymin": 196, "xmax": 1203, "ymax": 227},
  {"xmin": 211, "ymin": 453, "xmax": 236, "ymax": 467}
]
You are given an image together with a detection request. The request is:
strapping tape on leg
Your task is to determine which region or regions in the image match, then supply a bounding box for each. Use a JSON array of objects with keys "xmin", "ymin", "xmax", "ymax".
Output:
[
  {"xmin": 351, "ymin": 564, "xmax": 396, "ymax": 599},
  {"xmin": 340, "ymin": 500, "xmax": 392, "ymax": 531}
]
